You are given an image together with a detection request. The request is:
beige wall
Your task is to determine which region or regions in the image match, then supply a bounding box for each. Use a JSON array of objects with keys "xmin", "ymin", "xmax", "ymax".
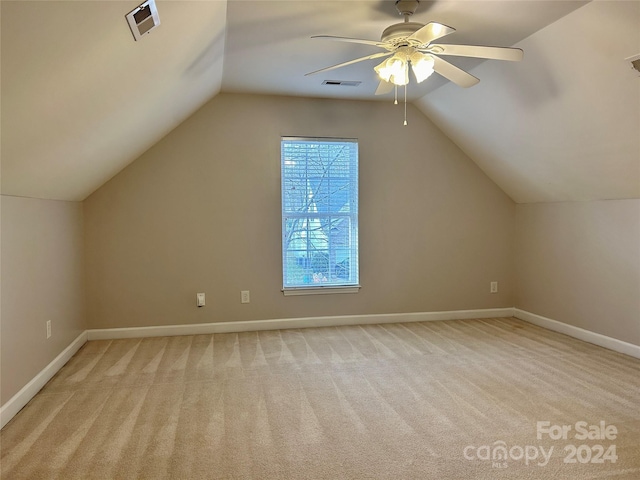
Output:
[
  {"xmin": 84, "ymin": 93, "xmax": 515, "ymax": 329},
  {"xmin": 1, "ymin": 195, "xmax": 86, "ymax": 405},
  {"xmin": 515, "ymin": 200, "xmax": 640, "ymax": 346}
]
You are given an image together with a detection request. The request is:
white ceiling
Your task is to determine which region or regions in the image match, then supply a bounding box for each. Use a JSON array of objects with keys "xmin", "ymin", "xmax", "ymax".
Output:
[
  {"xmin": 416, "ymin": 0, "xmax": 640, "ymax": 202},
  {"xmin": 222, "ymin": 0, "xmax": 587, "ymax": 100},
  {"xmin": 2, "ymin": 0, "xmax": 638, "ymax": 203},
  {"xmin": 1, "ymin": 0, "xmax": 227, "ymax": 201}
]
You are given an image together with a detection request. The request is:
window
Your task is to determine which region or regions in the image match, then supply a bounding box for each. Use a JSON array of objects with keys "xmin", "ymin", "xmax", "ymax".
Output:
[{"xmin": 281, "ymin": 137, "xmax": 359, "ymax": 294}]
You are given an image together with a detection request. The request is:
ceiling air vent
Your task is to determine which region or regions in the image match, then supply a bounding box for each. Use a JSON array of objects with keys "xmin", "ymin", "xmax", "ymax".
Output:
[
  {"xmin": 322, "ymin": 80, "xmax": 362, "ymax": 87},
  {"xmin": 626, "ymin": 54, "xmax": 640, "ymax": 77},
  {"xmin": 126, "ymin": 0, "xmax": 160, "ymax": 41}
]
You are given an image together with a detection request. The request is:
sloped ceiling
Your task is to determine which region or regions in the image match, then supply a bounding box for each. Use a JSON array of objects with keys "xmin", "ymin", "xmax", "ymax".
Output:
[
  {"xmin": 2, "ymin": 1, "xmax": 637, "ymax": 204},
  {"xmin": 416, "ymin": 0, "xmax": 640, "ymax": 203},
  {"xmin": 1, "ymin": 0, "xmax": 227, "ymax": 201}
]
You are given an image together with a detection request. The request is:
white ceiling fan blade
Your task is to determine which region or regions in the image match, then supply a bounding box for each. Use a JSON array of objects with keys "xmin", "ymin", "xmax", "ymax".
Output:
[
  {"xmin": 429, "ymin": 44, "xmax": 524, "ymax": 61},
  {"xmin": 311, "ymin": 35, "xmax": 386, "ymax": 48},
  {"xmin": 408, "ymin": 22, "xmax": 456, "ymax": 46},
  {"xmin": 305, "ymin": 51, "xmax": 392, "ymax": 76},
  {"xmin": 375, "ymin": 80, "xmax": 394, "ymax": 95},
  {"xmin": 432, "ymin": 56, "xmax": 480, "ymax": 88}
]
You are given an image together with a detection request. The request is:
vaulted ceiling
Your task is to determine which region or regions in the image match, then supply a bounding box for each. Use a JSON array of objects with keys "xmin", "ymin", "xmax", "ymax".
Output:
[{"xmin": 2, "ymin": 1, "xmax": 638, "ymax": 203}]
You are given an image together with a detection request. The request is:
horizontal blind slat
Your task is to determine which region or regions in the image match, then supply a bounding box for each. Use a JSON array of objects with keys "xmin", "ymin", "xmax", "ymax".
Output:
[{"xmin": 281, "ymin": 137, "xmax": 359, "ymax": 289}]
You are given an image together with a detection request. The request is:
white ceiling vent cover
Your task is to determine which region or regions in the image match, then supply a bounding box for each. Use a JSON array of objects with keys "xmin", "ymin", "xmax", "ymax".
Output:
[
  {"xmin": 626, "ymin": 54, "xmax": 640, "ymax": 77},
  {"xmin": 126, "ymin": 0, "xmax": 160, "ymax": 41}
]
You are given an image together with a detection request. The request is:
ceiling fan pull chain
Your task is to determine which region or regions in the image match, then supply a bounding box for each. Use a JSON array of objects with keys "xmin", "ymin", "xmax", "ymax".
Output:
[
  {"xmin": 403, "ymin": 84, "xmax": 408, "ymax": 126},
  {"xmin": 394, "ymin": 85, "xmax": 398, "ymax": 105}
]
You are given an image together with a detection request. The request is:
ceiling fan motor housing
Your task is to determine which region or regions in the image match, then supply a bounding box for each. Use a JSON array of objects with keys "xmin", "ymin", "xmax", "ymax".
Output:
[{"xmin": 381, "ymin": 22, "xmax": 424, "ymax": 46}]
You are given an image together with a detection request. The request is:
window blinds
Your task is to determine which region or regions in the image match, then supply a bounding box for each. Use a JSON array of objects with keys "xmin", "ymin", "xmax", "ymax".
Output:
[{"xmin": 281, "ymin": 138, "xmax": 359, "ymax": 289}]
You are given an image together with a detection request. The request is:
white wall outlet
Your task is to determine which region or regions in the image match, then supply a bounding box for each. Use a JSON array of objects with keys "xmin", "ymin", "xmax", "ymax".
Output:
[
  {"xmin": 196, "ymin": 292, "xmax": 205, "ymax": 307},
  {"xmin": 241, "ymin": 290, "xmax": 250, "ymax": 304},
  {"xmin": 46, "ymin": 320, "xmax": 52, "ymax": 339},
  {"xmin": 490, "ymin": 281, "xmax": 498, "ymax": 294}
]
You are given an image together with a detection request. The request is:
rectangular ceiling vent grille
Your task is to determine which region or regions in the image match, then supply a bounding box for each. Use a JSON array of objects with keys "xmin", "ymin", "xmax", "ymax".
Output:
[
  {"xmin": 126, "ymin": 0, "xmax": 160, "ymax": 41},
  {"xmin": 322, "ymin": 80, "xmax": 362, "ymax": 87},
  {"xmin": 626, "ymin": 54, "xmax": 640, "ymax": 76}
]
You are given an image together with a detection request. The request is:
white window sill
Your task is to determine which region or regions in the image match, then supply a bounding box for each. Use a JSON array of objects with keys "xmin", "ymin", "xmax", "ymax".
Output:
[{"xmin": 282, "ymin": 285, "xmax": 361, "ymax": 296}]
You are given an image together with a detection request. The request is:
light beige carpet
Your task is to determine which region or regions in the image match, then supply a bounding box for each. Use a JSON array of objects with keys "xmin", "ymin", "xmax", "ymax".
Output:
[{"xmin": 1, "ymin": 317, "xmax": 639, "ymax": 479}]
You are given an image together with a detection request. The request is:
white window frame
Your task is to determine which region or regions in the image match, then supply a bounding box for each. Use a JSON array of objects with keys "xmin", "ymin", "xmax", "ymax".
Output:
[{"xmin": 281, "ymin": 137, "xmax": 360, "ymax": 295}]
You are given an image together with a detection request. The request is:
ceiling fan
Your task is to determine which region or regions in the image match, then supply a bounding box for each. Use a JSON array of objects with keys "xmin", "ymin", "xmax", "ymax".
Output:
[{"xmin": 306, "ymin": 0, "xmax": 524, "ymax": 95}]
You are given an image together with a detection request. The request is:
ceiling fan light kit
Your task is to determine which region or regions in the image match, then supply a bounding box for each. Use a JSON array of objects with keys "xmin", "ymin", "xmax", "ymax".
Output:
[
  {"xmin": 374, "ymin": 47, "xmax": 435, "ymax": 86},
  {"xmin": 306, "ymin": 0, "xmax": 523, "ymax": 124}
]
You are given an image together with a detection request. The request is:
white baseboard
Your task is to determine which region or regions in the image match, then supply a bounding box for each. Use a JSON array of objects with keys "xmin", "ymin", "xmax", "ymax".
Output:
[
  {"xmin": 3, "ymin": 308, "xmax": 637, "ymax": 431},
  {"xmin": 0, "ymin": 308, "xmax": 511, "ymax": 429},
  {"xmin": 514, "ymin": 309, "xmax": 640, "ymax": 359},
  {"xmin": 0, "ymin": 331, "xmax": 88, "ymax": 430},
  {"xmin": 87, "ymin": 307, "xmax": 515, "ymax": 340}
]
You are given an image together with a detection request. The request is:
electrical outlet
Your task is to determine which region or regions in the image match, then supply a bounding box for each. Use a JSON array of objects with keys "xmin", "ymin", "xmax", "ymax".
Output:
[
  {"xmin": 46, "ymin": 320, "xmax": 52, "ymax": 339},
  {"xmin": 490, "ymin": 281, "xmax": 498, "ymax": 294},
  {"xmin": 241, "ymin": 290, "xmax": 250, "ymax": 304}
]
